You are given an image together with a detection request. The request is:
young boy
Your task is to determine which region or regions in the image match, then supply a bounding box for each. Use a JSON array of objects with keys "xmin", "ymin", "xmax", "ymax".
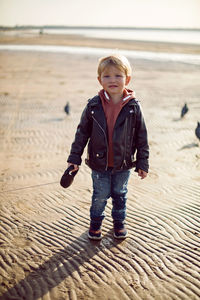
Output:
[{"xmin": 67, "ymin": 54, "xmax": 149, "ymax": 240}]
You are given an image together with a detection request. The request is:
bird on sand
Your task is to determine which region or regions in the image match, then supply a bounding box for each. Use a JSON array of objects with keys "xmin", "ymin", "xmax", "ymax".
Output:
[
  {"xmin": 64, "ymin": 102, "xmax": 70, "ymax": 115},
  {"xmin": 181, "ymin": 103, "xmax": 189, "ymax": 118},
  {"xmin": 195, "ymin": 121, "xmax": 200, "ymax": 142}
]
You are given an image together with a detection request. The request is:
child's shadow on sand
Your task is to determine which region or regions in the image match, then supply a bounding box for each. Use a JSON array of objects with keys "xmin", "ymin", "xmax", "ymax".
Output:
[{"xmin": 2, "ymin": 229, "xmax": 125, "ymax": 300}]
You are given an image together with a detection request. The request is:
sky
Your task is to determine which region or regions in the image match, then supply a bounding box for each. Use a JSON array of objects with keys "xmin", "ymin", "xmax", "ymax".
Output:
[{"xmin": 0, "ymin": 0, "xmax": 200, "ymax": 29}]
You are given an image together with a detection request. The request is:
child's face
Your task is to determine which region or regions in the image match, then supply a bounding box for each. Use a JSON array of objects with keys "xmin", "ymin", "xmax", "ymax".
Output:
[{"xmin": 98, "ymin": 65, "xmax": 131, "ymax": 98}]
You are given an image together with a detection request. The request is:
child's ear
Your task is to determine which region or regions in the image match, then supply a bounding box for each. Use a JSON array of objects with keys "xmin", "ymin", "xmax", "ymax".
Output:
[
  {"xmin": 125, "ymin": 76, "xmax": 131, "ymax": 85},
  {"xmin": 97, "ymin": 76, "xmax": 102, "ymax": 85}
]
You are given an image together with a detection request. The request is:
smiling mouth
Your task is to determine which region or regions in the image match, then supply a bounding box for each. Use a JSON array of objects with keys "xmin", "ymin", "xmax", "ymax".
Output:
[{"xmin": 109, "ymin": 85, "xmax": 118, "ymax": 88}]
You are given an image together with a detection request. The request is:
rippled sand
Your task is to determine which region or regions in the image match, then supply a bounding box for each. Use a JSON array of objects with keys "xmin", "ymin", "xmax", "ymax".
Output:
[{"xmin": 0, "ymin": 35, "xmax": 200, "ymax": 299}]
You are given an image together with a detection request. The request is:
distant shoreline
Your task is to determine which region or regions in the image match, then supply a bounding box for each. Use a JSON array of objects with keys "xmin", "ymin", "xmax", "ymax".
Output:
[{"xmin": 1, "ymin": 25, "xmax": 200, "ymax": 31}]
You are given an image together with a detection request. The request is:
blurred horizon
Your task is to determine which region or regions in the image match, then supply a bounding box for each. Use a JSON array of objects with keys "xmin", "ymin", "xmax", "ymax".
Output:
[
  {"xmin": 0, "ymin": 0, "xmax": 200, "ymax": 29},
  {"xmin": 1, "ymin": 26, "xmax": 200, "ymax": 46},
  {"xmin": 1, "ymin": 25, "xmax": 200, "ymax": 31}
]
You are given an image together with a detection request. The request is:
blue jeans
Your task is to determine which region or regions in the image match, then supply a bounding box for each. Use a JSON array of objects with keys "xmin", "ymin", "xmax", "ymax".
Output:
[{"xmin": 90, "ymin": 168, "xmax": 131, "ymax": 224}]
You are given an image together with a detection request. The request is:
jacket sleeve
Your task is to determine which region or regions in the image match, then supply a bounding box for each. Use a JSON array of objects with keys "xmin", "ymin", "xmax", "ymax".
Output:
[
  {"xmin": 67, "ymin": 103, "xmax": 92, "ymax": 165},
  {"xmin": 135, "ymin": 104, "xmax": 149, "ymax": 173}
]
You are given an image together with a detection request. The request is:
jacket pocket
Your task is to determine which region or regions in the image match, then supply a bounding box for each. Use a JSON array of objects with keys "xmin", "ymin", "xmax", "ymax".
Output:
[{"xmin": 94, "ymin": 152, "xmax": 105, "ymax": 159}]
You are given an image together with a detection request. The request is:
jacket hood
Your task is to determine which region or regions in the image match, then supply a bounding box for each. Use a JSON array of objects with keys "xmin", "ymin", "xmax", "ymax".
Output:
[{"xmin": 98, "ymin": 88, "xmax": 135, "ymax": 106}]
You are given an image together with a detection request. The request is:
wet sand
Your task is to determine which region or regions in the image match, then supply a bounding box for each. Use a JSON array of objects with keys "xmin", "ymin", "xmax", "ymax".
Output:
[
  {"xmin": 0, "ymin": 33, "xmax": 200, "ymax": 299},
  {"xmin": 1, "ymin": 30, "xmax": 200, "ymax": 54}
]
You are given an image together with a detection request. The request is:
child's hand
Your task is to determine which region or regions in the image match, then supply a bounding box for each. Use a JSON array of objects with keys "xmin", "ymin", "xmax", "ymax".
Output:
[
  {"xmin": 138, "ymin": 169, "xmax": 147, "ymax": 179},
  {"xmin": 68, "ymin": 163, "xmax": 79, "ymax": 173}
]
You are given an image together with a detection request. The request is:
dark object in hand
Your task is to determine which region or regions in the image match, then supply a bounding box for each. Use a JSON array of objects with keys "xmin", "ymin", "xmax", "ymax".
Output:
[{"xmin": 60, "ymin": 165, "xmax": 78, "ymax": 188}]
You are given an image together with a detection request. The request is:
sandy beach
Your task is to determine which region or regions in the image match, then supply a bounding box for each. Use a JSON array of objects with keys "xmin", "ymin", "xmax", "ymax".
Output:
[{"xmin": 0, "ymin": 32, "xmax": 200, "ymax": 299}]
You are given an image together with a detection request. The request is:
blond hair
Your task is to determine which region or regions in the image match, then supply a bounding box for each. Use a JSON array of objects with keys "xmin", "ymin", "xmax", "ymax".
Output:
[{"xmin": 97, "ymin": 54, "xmax": 132, "ymax": 77}]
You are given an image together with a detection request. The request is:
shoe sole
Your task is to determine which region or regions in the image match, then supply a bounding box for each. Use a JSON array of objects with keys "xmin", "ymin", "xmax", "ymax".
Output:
[
  {"xmin": 88, "ymin": 233, "xmax": 102, "ymax": 240},
  {"xmin": 114, "ymin": 232, "xmax": 128, "ymax": 239}
]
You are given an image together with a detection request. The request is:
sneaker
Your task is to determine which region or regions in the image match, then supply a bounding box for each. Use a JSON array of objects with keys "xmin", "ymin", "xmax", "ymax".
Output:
[
  {"xmin": 88, "ymin": 222, "xmax": 102, "ymax": 240},
  {"xmin": 113, "ymin": 221, "xmax": 128, "ymax": 239}
]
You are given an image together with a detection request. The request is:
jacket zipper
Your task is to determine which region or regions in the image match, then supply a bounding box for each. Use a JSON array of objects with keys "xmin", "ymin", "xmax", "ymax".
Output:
[
  {"xmin": 121, "ymin": 118, "xmax": 128, "ymax": 168},
  {"xmin": 121, "ymin": 105, "xmax": 135, "ymax": 168},
  {"xmin": 92, "ymin": 115, "xmax": 109, "ymax": 170}
]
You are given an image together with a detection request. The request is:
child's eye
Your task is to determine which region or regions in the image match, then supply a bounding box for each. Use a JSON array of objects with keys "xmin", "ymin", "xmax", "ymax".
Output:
[
  {"xmin": 103, "ymin": 75, "xmax": 109, "ymax": 78},
  {"xmin": 116, "ymin": 74, "xmax": 122, "ymax": 77}
]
